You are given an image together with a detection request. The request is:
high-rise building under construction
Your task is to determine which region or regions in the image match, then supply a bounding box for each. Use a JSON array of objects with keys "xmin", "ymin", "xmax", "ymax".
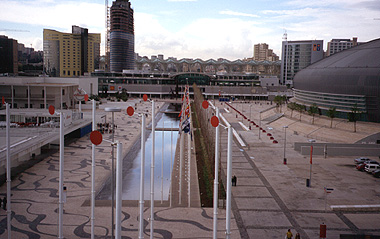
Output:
[{"xmin": 110, "ymin": 0, "xmax": 135, "ymax": 72}]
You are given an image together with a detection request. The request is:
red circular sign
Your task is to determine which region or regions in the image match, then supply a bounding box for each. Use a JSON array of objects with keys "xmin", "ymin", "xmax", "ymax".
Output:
[
  {"xmin": 90, "ymin": 130, "xmax": 103, "ymax": 145},
  {"xmin": 84, "ymin": 94, "xmax": 89, "ymax": 102},
  {"xmin": 211, "ymin": 116, "xmax": 219, "ymax": 127},
  {"xmin": 127, "ymin": 106, "xmax": 135, "ymax": 116},
  {"xmin": 202, "ymin": 100, "xmax": 209, "ymax": 109},
  {"xmin": 49, "ymin": 105, "xmax": 55, "ymax": 115},
  {"xmin": 143, "ymin": 94, "xmax": 148, "ymax": 102}
]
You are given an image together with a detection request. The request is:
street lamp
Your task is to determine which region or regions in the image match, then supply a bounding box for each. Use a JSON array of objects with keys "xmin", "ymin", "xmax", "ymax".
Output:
[
  {"xmin": 104, "ymin": 107, "xmax": 121, "ymax": 239},
  {"xmin": 283, "ymin": 126, "xmax": 288, "ymax": 164},
  {"xmin": 249, "ymin": 104, "xmax": 253, "ymax": 130},
  {"xmin": 308, "ymin": 139, "xmax": 316, "ymax": 187}
]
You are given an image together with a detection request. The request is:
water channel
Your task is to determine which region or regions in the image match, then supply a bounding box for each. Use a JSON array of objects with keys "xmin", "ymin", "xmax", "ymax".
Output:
[{"xmin": 97, "ymin": 103, "xmax": 180, "ymax": 201}]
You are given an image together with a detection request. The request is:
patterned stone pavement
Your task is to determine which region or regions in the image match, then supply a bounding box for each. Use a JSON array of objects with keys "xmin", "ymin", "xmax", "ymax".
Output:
[{"xmin": 0, "ymin": 100, "xmax": 239, "ymax": 239}]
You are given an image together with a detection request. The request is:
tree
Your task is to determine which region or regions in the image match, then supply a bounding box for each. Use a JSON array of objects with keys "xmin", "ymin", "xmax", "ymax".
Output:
[
  {"xmin": 348, "ymin": 104, "xmax": 361, "ymax": 132},
  {"xmin": 274, "ymin": 95, "xmax": 284, "ymax": 113},
  {"xmin": 287, "ymin": 102, "xmax": 297, "ymax": 118},
  {"xmin": 296, "ymin": 103, "xmax": 306, "ymax": 122},
  {"xmin": 326, "ymin": 107, "xmax": 336, "ymax": 128},
  {"xmin": 308, "ymin": 103, "xmax": 319, "ymax": 124}
]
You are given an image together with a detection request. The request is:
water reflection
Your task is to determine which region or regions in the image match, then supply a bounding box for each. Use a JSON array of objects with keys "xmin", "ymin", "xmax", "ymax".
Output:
[{"xmin": 122, "ymin": 113, "xmax": 179, "ymax": 200}]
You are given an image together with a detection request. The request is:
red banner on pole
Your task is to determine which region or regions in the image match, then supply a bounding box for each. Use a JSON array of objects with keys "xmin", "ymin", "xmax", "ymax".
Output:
[{"xmin": 310, "ymin": 145, "xmax": 313, "ymax": 164}]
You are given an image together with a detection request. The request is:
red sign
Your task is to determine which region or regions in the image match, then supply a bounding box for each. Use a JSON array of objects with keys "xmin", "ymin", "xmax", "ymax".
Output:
[
  {"xmin": 127, "ymin": 106, "xmax": 134, "ymax": 116},
  {"xmin": 90, "ymin": 131, "xmax": 103, "ymax": 145},
  {"xmin": 202, "ymin": 100, "xmax": 209, "ymax": 109},
  {"xmin": 211, "ymin": 116, "xmax": 219, "ymax": 127},
  {"xmin": 84, "ymin": 94, "xmax": 89, "ymax": 102},
  {"xmin": 2, "ymin": 96, "xmax": 4, "ymax": 104},
  {"xmin": 49, "ymin": 105, "xmax": 55, "ymax": 115},
  {"xmin": 143, "ymin": 94, "xmax": 148, "ymax": 102}
]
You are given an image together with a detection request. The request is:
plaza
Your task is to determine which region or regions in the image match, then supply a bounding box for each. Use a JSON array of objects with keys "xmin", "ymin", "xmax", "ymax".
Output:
[{"xmin": 0, "ymin": 98, "xmax": 379, "ymax": 238}]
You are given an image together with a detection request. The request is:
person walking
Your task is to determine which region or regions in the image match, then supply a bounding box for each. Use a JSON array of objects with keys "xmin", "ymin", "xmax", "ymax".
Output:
[
  {"xmin": 295, "ymin": 232, "xmax": 300, "ymax": 239},
  {"xmin": 286, "ymin": 229, "xmax": 293, "ymax": 239}
]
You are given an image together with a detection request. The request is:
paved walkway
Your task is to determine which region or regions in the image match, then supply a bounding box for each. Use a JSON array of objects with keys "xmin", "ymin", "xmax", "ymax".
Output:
[
  {"xmin": 0, "ymin": 99, "xmax": 240, "ymax": 239},
  {"xmin": 216, "ymin": 100, "xmax": 380, "ymax": 239},
  {"xmin": 1, "ymin": 99, "xmax": 380, "ymax": 238}
]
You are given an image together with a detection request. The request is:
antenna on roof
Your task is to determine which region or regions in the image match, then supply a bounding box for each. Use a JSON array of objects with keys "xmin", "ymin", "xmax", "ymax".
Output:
[{"xmin": 282, "ymin": 30, "xmax": 288, "ymax": 42}]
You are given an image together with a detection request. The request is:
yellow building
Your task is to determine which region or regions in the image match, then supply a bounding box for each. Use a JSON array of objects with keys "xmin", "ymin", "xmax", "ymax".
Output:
[{"xmin": 43, "ymin": 26, "xmax": 100, "ymax": 77}]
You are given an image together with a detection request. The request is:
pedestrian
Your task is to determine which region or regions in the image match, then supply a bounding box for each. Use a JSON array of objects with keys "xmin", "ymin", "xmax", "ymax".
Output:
[
  {"xmin": 286, "ymin": 229, "xmax": 293, "ymax": 239},
  {"xmin": 3, "ymin": 197, "xmax": 7, "ymax": 210},
  {"xmin": 0, "ymin": 197, "xmax": 2, "ymax": 209},
  {"xmin": 295, "ymin": 232, "xmax": 300, "ymax": 239},
  {"xmin": 231, "ymin": 176, "xmax": 235, "ymax": 186}
]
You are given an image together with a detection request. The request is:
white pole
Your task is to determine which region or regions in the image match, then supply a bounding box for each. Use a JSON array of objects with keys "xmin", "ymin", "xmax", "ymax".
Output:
[
  {"xmin": 150, "ymin": 100, "xmax": 155, "ymax": 239},
  {"xmin": 213, "ymin": 107, "xmax": 220, "ymax": 239},
  {"xmin": 79, "ymin": 101, "xmax": 82, "ymax": 112},
  {"xmin": 139, "ymin": 114, "xmax": 146, "ymax": 239},
  {"xmin": 170, "ymin": 122, "xmax": 173, "ymax": 207},
  {"xmin": 58, "ymin": 112, "xmax": 64, "ymax": 239},
  {"xmin": 179, "ymin": 131, "xmax": 184, "ymax": 204},
  {"xmin": 161, "ymin": 121, "xmax": 164, "ymax": 204},
  {"xmin": 187, "ymin": 131, "xmax": 191, "ymax": 208},
  {"xmin": 6, "ymin": 103, "xmax": 11, "ymax": 239},
  {"xmin": 115, "ymin": 141, "xmax": 122, "ymax": 239},
  {"xmin": 226, "ymin": 125, "xmax": 232, "ymax": 239},
  {"xmin": 111, "ymin": 112, "xmax": 115, "ymax": 239},
  {"xmin": 91, "ymin": 100, "xmax": 96, "ymax": 239}
]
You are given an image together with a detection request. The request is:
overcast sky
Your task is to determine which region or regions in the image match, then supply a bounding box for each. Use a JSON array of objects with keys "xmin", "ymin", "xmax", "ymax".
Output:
[{"xmin": 0, "ymin": 0, "xmax": 379, "ymax": 60}]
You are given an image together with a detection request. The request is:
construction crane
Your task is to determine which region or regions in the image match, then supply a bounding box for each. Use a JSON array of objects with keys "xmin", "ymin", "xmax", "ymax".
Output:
[{"xmin": 0, "ymin": 29, "xmax": 30, "ymax": 32}]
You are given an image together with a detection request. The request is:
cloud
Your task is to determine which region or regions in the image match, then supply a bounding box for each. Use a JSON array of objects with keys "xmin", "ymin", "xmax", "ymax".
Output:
[
  {"xmin": 0, "ymin": 0, "xmax": 104, "ymax": 31},
  {"xmin": 167, "ymin": 0, "xmax": 197, "ymax": 2},
  {"xmin": 219, "ymin": 10, "xmax": 260, "ymax": 18}
]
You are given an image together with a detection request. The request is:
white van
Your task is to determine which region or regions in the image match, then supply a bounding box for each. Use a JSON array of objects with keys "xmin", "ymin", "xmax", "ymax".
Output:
[{"xmin": 364, "ymin": 164, "xmax": 380, "ymax": 173}]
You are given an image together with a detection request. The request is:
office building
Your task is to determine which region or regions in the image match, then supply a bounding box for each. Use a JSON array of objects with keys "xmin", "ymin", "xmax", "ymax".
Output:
[
  {"xmin": 0, "ymin": 35, "xmax": 18, "ymax": 75},
  {"xmin": 326, "ymin": 37, "xmax": 362, "ymax": 56},
  {"xmin": 110, "ymin": 0, "xmax": 135, "ymax": 72},
  {"xmin": 293, "ymin": 38, "xmax": 380, "ymax": 122},
  {"xmin": 253, "ymin": 43, "xmax": 279, "ymax": 61},
  {"xmin": 280, "ymin": 40, "xmax": 323, "ymax": 86},
  {"xmin": 43, "ymin": 26, "xmax": 100, "ymax": 77}
]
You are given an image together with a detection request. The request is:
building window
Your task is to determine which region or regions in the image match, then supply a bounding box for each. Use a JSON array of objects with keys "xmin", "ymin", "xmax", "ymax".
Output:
[
  {"xmin": 62, "ymin": 89, "xmax": 65, "ymax": 95},
  {"xmin": 68, "ymin": 70, "xmax": 70, "ymax": 76},
  {"xmin": 42, "ymin": 89, "xmax": 45, "ymax": 98},
  {"xmin": 77, "ymin": 71, "xmax": 80, "ymax": 76},
  {"xmin": 73, "ymin": 71, "xmax": 75, "ymax": 76},
  {"xmin": 63, "ymin": 70, "xmax": 66, "ymax": 75},
  {"xmin": 26, "ymin": 89, "xmax": 28, "ymax": 97},
  {"xmin": 40, "ymin": 104, "xmax": 44, "ymax": 109}
]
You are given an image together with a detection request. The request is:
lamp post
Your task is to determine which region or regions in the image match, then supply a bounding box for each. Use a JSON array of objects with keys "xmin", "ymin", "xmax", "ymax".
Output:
[
  {"xmin": 249, "ymin": 104, "xmax": 253, "ymax": 130},
  {"xmin": 5, "ymin": 103, "xmax": 11, "ymax": 239},
  {"xmin": 104, "ymin": 107, "xmax": 121, "ymax": 239},
  {"xmin": 308, "ymin": 139, "xmax": 316, "ymax": 187},
  {"xmin": 213, "ymin": 108, "xmax": 220, "ymax": 239},
  {"xmin": 139, "ymin": 113, "xmax": 146, "ymax": 239},
  {"xmin": 283, "ymin": 126, "xmax": 288, "ymax": 164}
]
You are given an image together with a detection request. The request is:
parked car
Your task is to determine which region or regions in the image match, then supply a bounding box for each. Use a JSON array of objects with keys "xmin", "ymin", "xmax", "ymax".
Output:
[
  {"xmin": 365, "ymin": 160, "xmax": 380, "ymax": 165},
  {"xmin": 364, "ymin": 164, "xmax": 380, "ymax": 173},
  {"xmin": 372, "ymin": 169, "xmax": 380, "ymax": 178},
  {"xmin": 356, "ymin": 163, "xmax": 366, "ymax": 171},
  {"xmin": 354, "ymin": 157, "xmax": 371, "ymax": 164}
]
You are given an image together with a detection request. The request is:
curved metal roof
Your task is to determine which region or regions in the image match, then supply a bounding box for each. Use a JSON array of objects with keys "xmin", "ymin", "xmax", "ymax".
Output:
[{"xmin": 293, "ymin": 38, "xmax": 380, "ymax": 96}]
